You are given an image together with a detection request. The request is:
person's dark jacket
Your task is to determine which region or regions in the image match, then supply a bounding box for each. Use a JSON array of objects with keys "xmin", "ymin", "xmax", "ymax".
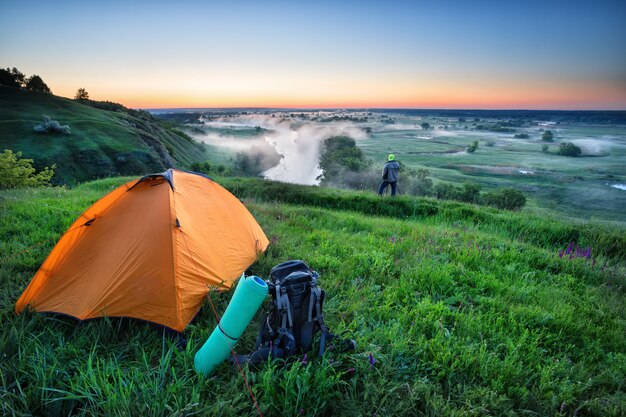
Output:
[{"xmin": 382, "ymin": 161, "xmax": 400, "ymax": 183}]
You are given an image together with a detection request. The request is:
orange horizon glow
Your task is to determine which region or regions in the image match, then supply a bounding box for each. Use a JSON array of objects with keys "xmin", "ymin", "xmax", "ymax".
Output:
[{"xmin": 50, "ymin": 81, "xmax": 626, "ymax": 111}]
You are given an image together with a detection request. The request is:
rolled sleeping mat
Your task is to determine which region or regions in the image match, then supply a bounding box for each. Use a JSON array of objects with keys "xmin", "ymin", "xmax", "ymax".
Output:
[{"xmin": 194, "ymin": 274, "xmax": 268, "ymax": 376}]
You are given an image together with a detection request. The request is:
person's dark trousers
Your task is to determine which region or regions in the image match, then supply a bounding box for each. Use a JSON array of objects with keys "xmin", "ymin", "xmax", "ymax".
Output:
[{"xmin": 378, "ymin": 181, "xmax": 397, "ymax": 196}]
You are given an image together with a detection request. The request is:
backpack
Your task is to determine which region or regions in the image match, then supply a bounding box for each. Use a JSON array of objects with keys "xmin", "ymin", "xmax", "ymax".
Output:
[{"xmin": 236, "ymin": 260, "xmax": 353, "ymax": 364}]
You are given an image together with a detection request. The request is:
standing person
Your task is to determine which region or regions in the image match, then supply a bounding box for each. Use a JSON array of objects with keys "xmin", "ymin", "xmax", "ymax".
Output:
[{"xmin": 378, "ymin": 154, "xmax": 400, "ymax": 196}]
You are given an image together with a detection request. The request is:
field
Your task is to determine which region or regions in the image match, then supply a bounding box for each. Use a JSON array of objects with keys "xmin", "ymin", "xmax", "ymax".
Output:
[
  {"xmin": 358, "ymin": 114, "xmax": 626, "ymax": 223},
  {"xmin": 1, "ymin": 177, "xmax": 624, "ymax": 416},
  {"xmin": 164, "ymin": 110, "xmax": 626, "ymax": 223}
]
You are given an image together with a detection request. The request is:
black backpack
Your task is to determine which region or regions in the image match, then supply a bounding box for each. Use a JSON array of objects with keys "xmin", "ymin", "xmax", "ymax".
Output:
[{"xmin": 236, "ymin": 260, "xmax": 352, "ymax": 364}]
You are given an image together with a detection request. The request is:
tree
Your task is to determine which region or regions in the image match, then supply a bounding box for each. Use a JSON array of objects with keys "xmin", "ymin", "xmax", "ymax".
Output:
[
  {"xmin": 75, "ymin": 88, "xmax": 90, "ymax": 100},
  {"xmin": 0, "ymin": 150, "xmax": 55, "ymax": 188},
  {"xmin": 460, "ymin": 182, "xmax": 481, "ymax": 203},
  {"xmin": 318, "ymin": 136, "xmax": 371, "ymax": 183},
  {"xmin": 466, "ymin": 140, "xmax": 479, "ymax": 153},
  {"xmin": 0, "ymin": 68, "xmax": 21, "ymax": 88},
  {"xmin": 25, "ymin": 75, "xmax": 51, "ymax": 93},
  {"xmin": 542, "ymin": 130, "xmax": 554, "ymax": 141},
  {"xmin": 420, "ymin": 122, "xmax": 430, "ymax": 130},
  {"xmin": 558, "ymin": 142, "xmax": 582, "ymax": 157},
  {"xmin": 483, "ymin": 187, "xmax": 526, "ymax": 210}
]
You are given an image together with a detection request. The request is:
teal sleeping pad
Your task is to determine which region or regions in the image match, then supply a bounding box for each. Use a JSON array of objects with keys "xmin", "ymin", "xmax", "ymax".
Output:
[{"xmin": 194, "ymin": 274, "xmax": 268, "ymax": 376}]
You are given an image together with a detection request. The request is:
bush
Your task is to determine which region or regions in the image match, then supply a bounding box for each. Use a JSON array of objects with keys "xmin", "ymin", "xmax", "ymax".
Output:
[
  {"xmin": 189, "ymin": 161, "xmax": 231, "ymax": 176},
  {"xmin": 541, "ymin": 130, "xmax": 554, "ymax": 141},
  {"xmin": 434, "ymin": 182, "xmax": 461, "ymax": 200},
  {"xmin": 0, "ymin": 150, "xmax": 55, "ymax": 188},
  {"xmin": 466, "ymin": 140, "xmax": 479, "ymax": 153},
  {"xmin": 459, "ymin": 182, "xmax": 481, "ymax": 204},
  {"xmin": 514, "ymin": 133, "xmax": 529, "ymax": 139},
  {"xmin": 33, "ymin": 115, "xmax": 71, "ymax": 135},
  {"xmin": 542, "ymin": 144, "xmax": 549, "ymax": 153},
  {"xmin": 483, "ymin": 187, "xmax": 526, "ymax": 210},
  {"xmin": 558, "ymin": 142, "xmax": 582, "ymax": 157}
]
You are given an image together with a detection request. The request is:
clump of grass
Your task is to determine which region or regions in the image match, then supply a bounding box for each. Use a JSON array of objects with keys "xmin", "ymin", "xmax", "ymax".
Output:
[{"xmin": 33, "ymin": 115, "xmax": 71, "ymax": 135}]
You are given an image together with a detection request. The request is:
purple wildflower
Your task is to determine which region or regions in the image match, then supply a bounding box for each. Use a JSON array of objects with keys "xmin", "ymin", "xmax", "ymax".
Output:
[
  {"xmin": 299, "ymin": 408, "xmax": 305, "ymax": 415},
  {"xmin": 347, "ymin": 367, "xmax": 355, "ymax": 374},
  {"xmin": 558, "ymin": 250, "xmax": 564, "ymax": 258},
  {"xmin": 300, "ymin": 353, "xmax": 307, "ymax": 365},
  {"xmin": 565, "ymin": 242, "xmax": 574, "ymax": 255},
  {"xmin": 368, "ymin": 353, "xmax": 376, "ymax": 367}
]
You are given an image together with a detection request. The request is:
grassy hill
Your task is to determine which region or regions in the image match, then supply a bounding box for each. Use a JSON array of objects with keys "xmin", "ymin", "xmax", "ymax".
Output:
[
  {"xmin": 0, "ymin": 87, "xmax": 209, "ymax": 184},
  {"xmin": 1, "ymin": 178, "xmax": 624, "ymax": 416}
]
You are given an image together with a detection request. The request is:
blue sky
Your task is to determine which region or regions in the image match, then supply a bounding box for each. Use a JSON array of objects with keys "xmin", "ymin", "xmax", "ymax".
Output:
[{"xmin": 1, "ymin": 0, "xmax": 625, "ymax": 108}]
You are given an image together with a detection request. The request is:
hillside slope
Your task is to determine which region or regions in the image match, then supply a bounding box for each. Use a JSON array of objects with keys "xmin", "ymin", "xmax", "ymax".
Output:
[
  {"xmin": 1, "ymin": 178, "xmax": 624, "ymax": 416},
  {"xmin": 0, "ymin": 87, "xmax": 209, "ymax": 183}
]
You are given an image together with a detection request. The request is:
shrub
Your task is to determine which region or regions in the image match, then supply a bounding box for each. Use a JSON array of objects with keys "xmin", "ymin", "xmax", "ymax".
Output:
[
  {"xmin": 514, "ymin": 133, "xmax": 529, "ymax": 139},
  {"xmin": 0, "ymin": 150, "xmax": 55, "ymax": 188},
  {"xmin": 459, "ymin": 182, "xmax": 481, "ymax": 203},
  {"xmin": 558, "ymin": 142, "xmax": 582, "ymax": 157},
  {"xmin": 434, "ymin": 182, "xmax": 461, "ymax": 200},
  {"xmin": 466, "ymin": 140, "xmax": 479, "ymax": 153},
  {"xmin": 33, "ymin": 115, "xmax": 71, "ymax": 135},
  {"xmin": 483, "ymin": 187, "xmax": 526, "ymax": 210},
  {"xmin": 542, "ymin": 144, "xmax": 549, "ymax": 153},
  {"xmin": 541, "ymin": 130, "xmax": 554, "ymax": 141},
  {"xmin": 190, "ymin": 161, "xmax": 231, "ymax": 176}
]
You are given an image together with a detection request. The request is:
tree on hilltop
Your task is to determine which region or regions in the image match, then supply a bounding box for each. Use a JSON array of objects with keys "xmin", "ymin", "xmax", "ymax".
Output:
[
  {"xmin": 0, "ymin": 67, "xmax": 26, "ymax": 88},
  {"xmin": 75, "ymin": 88, "xmax": 90, "ymax": 100},
  {"xmin": 25, "ymin": 75, "xmax": 51, "ymax": 93}
]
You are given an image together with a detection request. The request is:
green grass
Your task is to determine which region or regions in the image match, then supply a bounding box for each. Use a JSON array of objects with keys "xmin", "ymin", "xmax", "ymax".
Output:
[
  {"xmin": 357, "ymin": 116, "xmax": 626, "ymax": 222},
  {"xmin": 1, "ymin": 177, "xmax": 625, "ymax": 416},
  {"xmin": 0, "ymin": 87, "xmax": 210, "ymax": 184}
]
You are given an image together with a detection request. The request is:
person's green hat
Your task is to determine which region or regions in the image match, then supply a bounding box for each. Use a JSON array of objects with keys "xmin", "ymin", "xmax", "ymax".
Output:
[{"xmin": 388, "ymin": 154, "xmax": 395, "ymax": 161}]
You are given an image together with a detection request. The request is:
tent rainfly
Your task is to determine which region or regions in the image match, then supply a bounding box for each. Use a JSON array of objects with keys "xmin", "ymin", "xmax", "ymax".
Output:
[{"xmin": 15, "ymin": 169, "xmax": 269, "ymax": 332}]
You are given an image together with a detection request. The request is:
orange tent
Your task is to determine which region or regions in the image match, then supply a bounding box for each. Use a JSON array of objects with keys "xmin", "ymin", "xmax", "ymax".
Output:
[{"xmin": 15, "ymin": 169, "xmax": 269, "ymax": 332}]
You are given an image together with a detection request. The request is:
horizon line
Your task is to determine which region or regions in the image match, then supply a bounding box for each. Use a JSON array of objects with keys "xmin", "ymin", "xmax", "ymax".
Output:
[{"xmin": 141, "ymin": 106, "xmax": 626, "ymax": 112}]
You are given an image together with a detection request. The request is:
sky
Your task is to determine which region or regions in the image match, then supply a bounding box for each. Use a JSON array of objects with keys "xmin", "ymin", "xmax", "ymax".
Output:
[{"xmin": 1, "ymin": 0, "xmax": 625, "ymax": 109}]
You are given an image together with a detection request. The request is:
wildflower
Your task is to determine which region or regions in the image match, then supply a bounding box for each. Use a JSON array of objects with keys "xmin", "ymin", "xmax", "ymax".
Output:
[
  {"xmin": 565, "ymin": 242, "xmax": 574, "ymax": 255},
  {"xmin": 300, "ymin": 353, "xmax": 307, "ymax": 365},
  {"xmin": 368, "ymin": 353, "xmax": 376, "ymax": 367},
  {"xmin": 558, "ymin": 250, "xmax": 564, "ymax": 258},
  {"xmin": 347, "ymin": 367, "xmax": 355, "ymax": 374}
]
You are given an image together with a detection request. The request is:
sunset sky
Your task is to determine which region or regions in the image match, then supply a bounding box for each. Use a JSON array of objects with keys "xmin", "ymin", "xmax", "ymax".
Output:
[{"xmin": 1, "ymin": 0, "xmax": 625, "ymax": 109}]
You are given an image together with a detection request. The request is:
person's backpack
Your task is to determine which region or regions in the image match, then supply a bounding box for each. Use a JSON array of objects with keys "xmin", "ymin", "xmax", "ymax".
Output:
[{"xmin": 235, "ymin": 260, "xmax": 354, "ymax": 364}]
